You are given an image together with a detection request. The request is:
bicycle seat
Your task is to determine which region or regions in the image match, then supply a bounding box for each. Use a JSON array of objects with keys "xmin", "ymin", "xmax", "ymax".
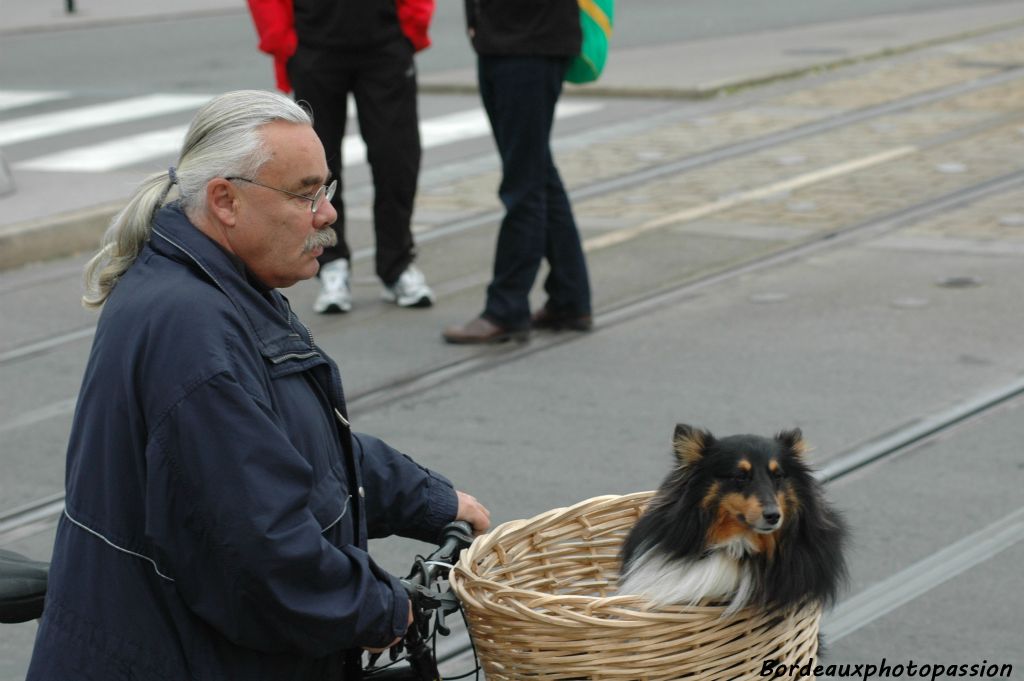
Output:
[{"xmin": 0, "ymin": 548, "xmax": 48, "ymax": 623}]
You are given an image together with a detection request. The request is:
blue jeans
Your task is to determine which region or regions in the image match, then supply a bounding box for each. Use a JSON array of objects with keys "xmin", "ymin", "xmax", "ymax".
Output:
[{"xmin": 478, "ymin": 55, "xmax": 592, "ymax": 329}]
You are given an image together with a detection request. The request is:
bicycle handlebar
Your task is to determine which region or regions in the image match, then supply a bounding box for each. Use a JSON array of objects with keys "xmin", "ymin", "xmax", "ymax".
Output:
[
  {"xmin": 364, "ymin": 521, "xmax": 476, "ymax": 680},
  {"xmin": 404, "ymin": 521, "xmax": 474, "ymax": 588}
]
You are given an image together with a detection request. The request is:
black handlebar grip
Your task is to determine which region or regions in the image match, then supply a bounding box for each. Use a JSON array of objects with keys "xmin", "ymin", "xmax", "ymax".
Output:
[
  {"xmin": 442, "ymin": 521, "xmax": 474, "ymax": 545},
  {"xmin": 427, "ymin": 521, "xmax": 474, "ymax": 568}
]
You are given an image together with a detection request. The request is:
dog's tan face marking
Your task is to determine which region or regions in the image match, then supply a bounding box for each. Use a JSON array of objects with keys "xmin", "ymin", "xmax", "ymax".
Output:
[
  {"xmin": 725, "ymin": 492, "xmax": 764, "ymax": 522},
  {"xmin": 768, "ymin": 460, "xmax": 780, "ymax": 474},
  {"xmin": 707, "ymin": 498, "xmax": 778, "ymax": 557},
  {"xmin": 784, "ymin": 486, "xmax": 800, "ymax": 515},
  {"xmin": 754, "ymin": 530, "xmax": 778, "ymax": 558},
  {"xmin": 701, "ymin": 482, "xmax": 720, "ymax": 509},
  {"xmin": 708, "ymin": 503, "xmax": 746, "ymax": 546},
  {"xmin": 737, "ymin": 459, "xmax": 752, "ymax": 473},
  {"xmin": 716, "ymin": 489, "xmax": 785, "ymax": 532},
  {"xmin": 776, "ymin": 490, "xmax": 791, "ymax": 520}
]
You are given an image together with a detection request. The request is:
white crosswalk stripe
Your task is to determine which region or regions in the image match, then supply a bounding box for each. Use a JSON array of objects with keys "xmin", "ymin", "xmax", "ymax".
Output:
[
  {"xmin": 18, "ymin": 125, "xmax": 191, "ymax": 172},
  {"xmin": 8, "ymin": 92, "xmax": 603, "ymax": 173},
  {"xmin": 342, "ymin": 100, "xmax": 602, "ymax": 167},
  {"xmin": 0, "ymin": 90, "xmax": 69, "ymax": 112},
  {"xmin": 0, "ymin": 93, "xmax": 212, "ymax": 146}
]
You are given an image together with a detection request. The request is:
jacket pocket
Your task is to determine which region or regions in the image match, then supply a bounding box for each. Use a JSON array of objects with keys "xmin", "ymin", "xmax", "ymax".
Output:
[{"xmin": 309, "ymin": 470, "xmax": 354, "ymax": 545}]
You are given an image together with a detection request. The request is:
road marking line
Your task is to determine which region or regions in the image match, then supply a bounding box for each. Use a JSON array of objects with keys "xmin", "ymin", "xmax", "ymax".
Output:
[
  {"xmin": 0, "ymin": 397, "xmax": 77, "ymax": 436},
  {"xmin": 822, "ymin": 506, "xmax": 1024, "ymax": 642},
  {"xmin": 0, "ymin": 326, "xmax": 95, "ymax": 364},
  {"xmin": 0, "ymin": 93, "xmax": 211, "ymax": 146},
  {"xmin": 16, "ymin": 100, "xmax": 603, "ymax": 173},
  {"xmin": 342, "ymin": 101, "xmax": 602, "ymax": 166},
  {"xmin": 18, "ymin": 124, "xmax": 191, "ymax": 172},
  {"xmin": 0, "ymin": 90, "xmax": 69, "ymax": 112},
  {"xmin": 583, "ymin": 145, "xmax": 918, "ymax": 252}
]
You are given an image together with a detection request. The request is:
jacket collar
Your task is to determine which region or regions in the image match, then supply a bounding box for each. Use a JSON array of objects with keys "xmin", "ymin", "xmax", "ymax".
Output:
[{"xmin": 148, "ymin": 203, "xmax": 316, "ymax": 363}]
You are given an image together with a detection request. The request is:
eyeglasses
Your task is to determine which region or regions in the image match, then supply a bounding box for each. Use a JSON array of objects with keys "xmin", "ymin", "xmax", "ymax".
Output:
[{"xmin": 226, "ymin": 176, "xmax": 337, "ymax": 214}]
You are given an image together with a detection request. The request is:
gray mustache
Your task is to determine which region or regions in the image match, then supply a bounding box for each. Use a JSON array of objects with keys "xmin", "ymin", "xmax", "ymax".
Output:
[{"xmin": 304, "ymin": 227, "xmax": 338, "ymax": 253}]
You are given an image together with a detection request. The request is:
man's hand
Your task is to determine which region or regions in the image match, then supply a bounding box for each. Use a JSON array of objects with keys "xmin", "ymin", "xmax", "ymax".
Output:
[
  {"xmin": 363, "ymin": 492, "xmax": 489, "ymax": 655},
  {"xmin": 456, "ymin": 490, "xmax": 491, "ymax": 535}
]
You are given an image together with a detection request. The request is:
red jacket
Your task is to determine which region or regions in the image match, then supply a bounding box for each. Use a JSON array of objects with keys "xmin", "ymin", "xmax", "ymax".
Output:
[{"xmin": 247, "ymin": 0, "xmax": 435, "ymax": 93}]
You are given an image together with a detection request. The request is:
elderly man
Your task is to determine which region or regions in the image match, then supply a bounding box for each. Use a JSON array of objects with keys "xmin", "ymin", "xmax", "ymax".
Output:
[{"xmin": 27, "ymin": 90, "xmax": 489, "ymax": 681}]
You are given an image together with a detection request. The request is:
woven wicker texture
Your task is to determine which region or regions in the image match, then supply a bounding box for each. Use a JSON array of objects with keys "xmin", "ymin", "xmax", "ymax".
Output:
[{"xmin": 450, "ymin": 492, "xmax": 821, "ymax": 680}]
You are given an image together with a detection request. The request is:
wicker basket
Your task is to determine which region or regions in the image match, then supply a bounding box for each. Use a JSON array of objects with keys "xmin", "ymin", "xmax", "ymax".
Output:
[{"xmin": 450, "ymin": 491, "xmax": 821, "ymax": 681}]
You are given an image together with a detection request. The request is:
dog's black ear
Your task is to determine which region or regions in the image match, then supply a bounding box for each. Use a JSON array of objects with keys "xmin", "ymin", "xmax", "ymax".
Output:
[
  {"xmin": 776, "ymin": 428, "xmax": 807, "ymax": 457},
  {"xmin": 673, "ymin": 423, "xmax": 714, "ymax": 466}
]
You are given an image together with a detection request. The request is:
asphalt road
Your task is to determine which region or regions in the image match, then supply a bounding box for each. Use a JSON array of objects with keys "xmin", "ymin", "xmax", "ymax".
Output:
[{"xmin": 0, "ymin": 0, "xmax": 1017, "ymax": 92}]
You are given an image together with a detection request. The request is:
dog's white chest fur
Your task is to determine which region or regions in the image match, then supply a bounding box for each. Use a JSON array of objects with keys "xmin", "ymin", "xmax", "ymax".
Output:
[{"xmin": 618, "ymin": 537, "xmax": 756, "ymax": 615}]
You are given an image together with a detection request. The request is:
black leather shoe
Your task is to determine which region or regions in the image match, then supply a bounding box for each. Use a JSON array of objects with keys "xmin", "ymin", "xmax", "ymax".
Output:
[
  {"xmin": 531, "ymin": 306, "xmax": 593, "ymax": 332},
  {"xmin": 442, "ymin": 317, "xmax": 530, "ymax": 344}
]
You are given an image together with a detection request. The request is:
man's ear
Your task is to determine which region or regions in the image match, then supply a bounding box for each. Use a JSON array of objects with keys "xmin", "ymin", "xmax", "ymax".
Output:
[
  {"xmin": 673, "ymin": 423, "xmax": 714, "ymax": 467},
  {"xmin": 206, "ymin": 178, "xmax": 239, "ymax": 227}
]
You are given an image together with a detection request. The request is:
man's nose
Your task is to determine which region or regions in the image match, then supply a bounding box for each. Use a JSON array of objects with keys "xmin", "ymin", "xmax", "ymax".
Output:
[{"xmin": 315, "ymin": 199, "xmax": 338, "ymax": 227}]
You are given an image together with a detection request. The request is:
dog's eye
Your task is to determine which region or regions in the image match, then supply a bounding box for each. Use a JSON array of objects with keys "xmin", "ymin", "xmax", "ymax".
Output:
[
  {"xmin": 771, "ymin": 469, "xmax": 786, "ymax": 480},
  {"xmin": 732, "ymin": 472, "xmax": 750, "ymax": 484}
]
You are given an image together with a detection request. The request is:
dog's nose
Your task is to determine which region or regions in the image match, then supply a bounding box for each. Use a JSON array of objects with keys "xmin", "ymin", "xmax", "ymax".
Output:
[{"xmin": 762, "ymin": 510, "xmax": 781, "ymax": 526}]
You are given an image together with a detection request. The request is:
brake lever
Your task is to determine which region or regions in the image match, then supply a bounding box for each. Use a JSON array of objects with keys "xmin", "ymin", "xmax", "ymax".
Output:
[
  {"xmin": 434, "ymin": 607, "xmax": 450, "ymax": 637},
  {"xmin": 433, "ymin": 590, "xmax": 462, "ymax": 636},
  {"xmin": 400, "ymin": 580, "xmax": 444, "ymax": 611}
]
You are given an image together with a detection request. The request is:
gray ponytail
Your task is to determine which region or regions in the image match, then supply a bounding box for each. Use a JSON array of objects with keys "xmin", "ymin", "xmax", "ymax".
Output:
[{"xmin": 82, "ymin": 90, "xmax": 312, "ymax": 308}]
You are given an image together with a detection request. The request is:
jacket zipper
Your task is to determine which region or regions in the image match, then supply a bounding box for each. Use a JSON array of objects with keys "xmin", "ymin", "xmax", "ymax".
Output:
[{"xmin": 272, "ymin": 299, "xmax": 321, "ymax": 365}]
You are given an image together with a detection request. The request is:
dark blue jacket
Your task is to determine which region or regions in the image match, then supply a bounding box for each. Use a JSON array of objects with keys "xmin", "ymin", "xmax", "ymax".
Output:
[{"xmin": 27, "ymin": 204, "xmax": 458, "ymax": 681}]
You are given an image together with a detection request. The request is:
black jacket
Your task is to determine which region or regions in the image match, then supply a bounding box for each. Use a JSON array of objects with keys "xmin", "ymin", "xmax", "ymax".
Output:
[
  {"xmin": 294, "ymin": 0, "xmax": 403, "ymax": 50},
  {"xmin": 465, "ymin": 0, "xmax": 581, "ymax": 57},
  {"xmin": 27, "ymin": 204, "xmax": 458, "ymax": 681}
]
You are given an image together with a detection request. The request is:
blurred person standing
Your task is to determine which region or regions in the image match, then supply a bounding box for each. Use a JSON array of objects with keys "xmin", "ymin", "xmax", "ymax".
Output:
[
  {"xmin": 247, "ymin": 0, "xmax": 435, "ymax": 313},
  {"xmin": 443, "ymin": 0, "xmax": 592, "ymax": 344}
]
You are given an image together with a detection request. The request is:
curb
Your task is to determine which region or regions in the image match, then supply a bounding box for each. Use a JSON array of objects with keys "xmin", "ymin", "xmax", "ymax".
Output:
[
  {"xmin": 0, "ymin": 8, "xmax": 245, "ymax": 37},
  {"xmin": 0, "ymin": 202, "xmax": 121, "ymax": 271},
  {"xmin": 421, "ymin": 16, "xmax": 1024, "ymax": 101}
]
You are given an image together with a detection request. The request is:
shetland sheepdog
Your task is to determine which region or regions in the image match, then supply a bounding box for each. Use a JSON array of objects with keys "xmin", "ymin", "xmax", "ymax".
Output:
[{"xmin": 619, "ymin": 424, "xmax": 847, "ymax": 615}]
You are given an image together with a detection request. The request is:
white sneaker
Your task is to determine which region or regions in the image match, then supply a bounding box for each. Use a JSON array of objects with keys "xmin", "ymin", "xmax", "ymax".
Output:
[
  {"xmin": 313, "ymin": 259, "xmax": 352, "ymax": 314},
  {"xmin": 381, "ymin": 265, "xmax": 434, "ymax": 308}
]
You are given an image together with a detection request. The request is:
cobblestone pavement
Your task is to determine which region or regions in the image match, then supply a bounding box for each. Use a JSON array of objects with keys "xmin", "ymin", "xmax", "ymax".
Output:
[{"xmin": 416, "ymin": 32, "xmax": 1024, "ymax": 254}]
